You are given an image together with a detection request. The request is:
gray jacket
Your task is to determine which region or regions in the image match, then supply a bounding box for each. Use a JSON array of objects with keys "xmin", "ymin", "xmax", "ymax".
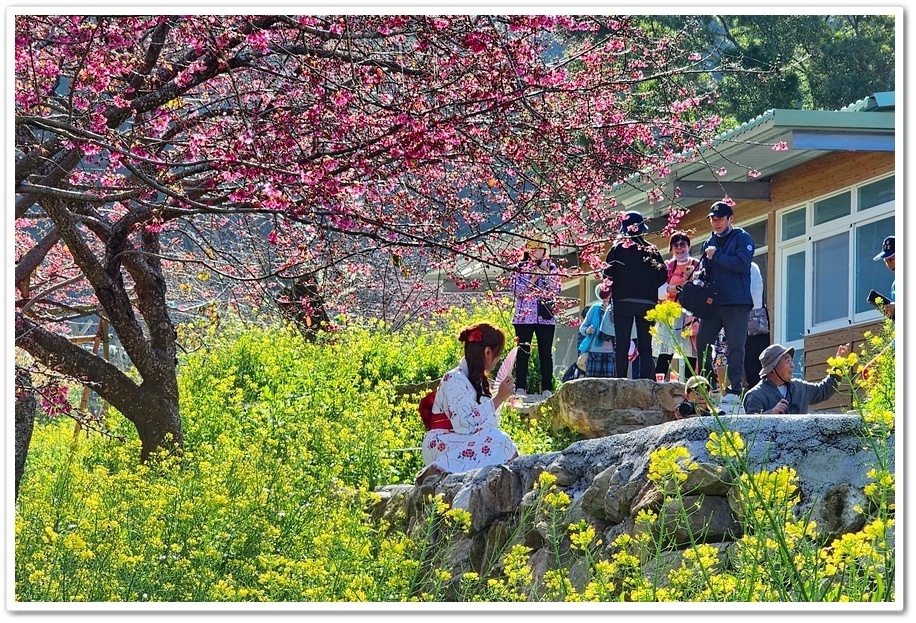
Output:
[{"xmin": 743, "ymin": 375, "xmax": 841, "ymax": 414}]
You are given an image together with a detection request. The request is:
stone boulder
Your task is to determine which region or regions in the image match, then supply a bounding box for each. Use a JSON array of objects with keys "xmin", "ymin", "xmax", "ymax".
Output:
[
  {"xmin": 372, "ymin": 413, "xmax": 891, "ymax": 595},
  {"xmin": 529, "ymin": 377, "xmax": 686, "ymax": 438}
]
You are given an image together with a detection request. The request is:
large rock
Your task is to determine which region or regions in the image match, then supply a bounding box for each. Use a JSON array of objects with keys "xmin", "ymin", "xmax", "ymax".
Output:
[
  {"xmin": 530, "ymin": 377, "xmax": 686, "ymax": 438},
  {"xmin": 376, "ymin": 413, "xmax": 891, "ymax": 595}
]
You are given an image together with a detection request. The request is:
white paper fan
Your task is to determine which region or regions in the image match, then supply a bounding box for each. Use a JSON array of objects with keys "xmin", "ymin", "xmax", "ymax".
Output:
[{"xmin": 494, "ymin": 346, "xmax": 518, "ymax": 386}]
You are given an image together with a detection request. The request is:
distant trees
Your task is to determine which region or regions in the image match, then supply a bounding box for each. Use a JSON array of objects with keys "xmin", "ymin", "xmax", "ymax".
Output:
[{"xmin": 639, "ymin": 15, "xmax": 896, "ymax": 126}]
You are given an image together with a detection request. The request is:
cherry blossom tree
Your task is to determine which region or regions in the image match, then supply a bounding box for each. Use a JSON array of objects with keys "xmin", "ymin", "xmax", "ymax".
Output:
[{"xmin": 14, "ymin": 14, "xmax": 725, "ymax": 459}]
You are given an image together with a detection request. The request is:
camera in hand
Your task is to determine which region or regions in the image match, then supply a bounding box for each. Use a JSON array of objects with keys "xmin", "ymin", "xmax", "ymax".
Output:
[{"xmin": 677, "ymin": 400, "xmax": 712, "ymax": 417}]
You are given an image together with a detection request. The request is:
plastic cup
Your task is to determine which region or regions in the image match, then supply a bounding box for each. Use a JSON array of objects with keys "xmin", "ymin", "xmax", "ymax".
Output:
[{"xmin": 655, "ymin": 373, "xmax": 665, "ymax": 382}]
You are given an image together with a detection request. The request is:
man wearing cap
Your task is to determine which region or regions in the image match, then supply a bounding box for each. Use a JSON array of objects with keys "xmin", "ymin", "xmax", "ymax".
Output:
[
  {"xmin": 743, "ymin": 342, "xmax": 849, "ymax": 415},
  {"xmin": 694, "ymin": 201, "xmax": 755, "ymax": 407},
  {"xmin": 603, "ymin": 211, "xmax": 667, "ymax": 380},
  {"xmin": 873, "ymin": 235, "xmax": 895, "ymax": 320}
]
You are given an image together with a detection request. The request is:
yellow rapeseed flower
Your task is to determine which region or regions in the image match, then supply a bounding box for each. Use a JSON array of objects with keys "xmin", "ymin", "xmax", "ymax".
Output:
[
  {"xmin": 543, "ymin": 490, "xmax": 571, "ymax": 510},
  {"xmin": 568, "ymin": 521, "xmax": 597, "ymax": 551},
  {"xmin": 706, "ymin": 430, "xmax": 745, "ymax": 460},
  {"xmin": 537, "ymin": 471, "xmax": 558, "ymax": 490},
  {"xmin": 646, "ymin": 300, "xmax": 683, "ymax": 327},
  {"xmin": 648, "ymin": 445, "xmax": 697, "ymax": 484}
]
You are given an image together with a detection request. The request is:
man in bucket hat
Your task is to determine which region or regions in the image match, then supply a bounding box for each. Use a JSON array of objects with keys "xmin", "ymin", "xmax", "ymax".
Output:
[{"xmin": 743, "ymin": 342, "xmax": 850, "ymax": 414}]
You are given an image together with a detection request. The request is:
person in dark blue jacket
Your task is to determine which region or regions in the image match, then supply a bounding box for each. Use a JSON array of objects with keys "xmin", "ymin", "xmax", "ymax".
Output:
[
  {"xmin": 603, "ymin": 211, "xmax": 667, "ymax": 380},
  {"xmin": 695, "ymin": 201, "xmax": 755, "ymax": 407}
]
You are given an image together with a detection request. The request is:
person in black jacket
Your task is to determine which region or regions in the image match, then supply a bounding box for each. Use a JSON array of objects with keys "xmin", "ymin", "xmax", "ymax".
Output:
[
  {"xmin": 603, "ymin": 211, "xmax": 667, "ymax": 379},
  {"xmin": 695, "ymin": 201, "xmax": 755, "ymax": 407}
]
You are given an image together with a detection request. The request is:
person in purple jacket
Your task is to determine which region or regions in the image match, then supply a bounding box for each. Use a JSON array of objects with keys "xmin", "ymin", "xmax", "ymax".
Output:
[{"xmin": 509, "ymin": 240, "xmax": 561, "ymax": 398}]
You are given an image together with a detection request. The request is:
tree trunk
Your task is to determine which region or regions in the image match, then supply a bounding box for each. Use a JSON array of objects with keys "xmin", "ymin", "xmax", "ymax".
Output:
[
  {"xmin": 15, "ymin": 314, "xmax": 184, "ymax": 463},
  {"xmin": 15, "ymin": 391, "xmax": 36, "ymax": 501},
  {"xmin": 128, "ymin": 385, "xmax": 184, "ymax": 462}
]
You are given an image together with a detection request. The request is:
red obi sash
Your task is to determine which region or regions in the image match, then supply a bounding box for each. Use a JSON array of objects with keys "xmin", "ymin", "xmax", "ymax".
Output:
[{"xmin": 427, "ymin": 412, "xmax": 453, "ymax": 431}]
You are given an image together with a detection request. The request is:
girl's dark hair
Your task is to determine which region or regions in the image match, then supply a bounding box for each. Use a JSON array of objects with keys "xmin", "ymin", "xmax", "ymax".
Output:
[{"xmin": 458, "ymin": 322, "xmax": 506, "ymax": 403}]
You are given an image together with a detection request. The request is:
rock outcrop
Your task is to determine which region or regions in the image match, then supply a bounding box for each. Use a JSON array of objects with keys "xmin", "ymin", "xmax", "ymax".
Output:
[
  {"xmin": 529, "ymin": 377, "xmax": 686, "ymax": 438},
  {"xmin": 371, "ymin": 380, "xmax": 891, "ymax": 597}
]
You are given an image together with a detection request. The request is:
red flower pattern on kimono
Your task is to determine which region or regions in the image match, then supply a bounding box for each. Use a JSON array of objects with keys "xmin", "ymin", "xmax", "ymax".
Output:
[{"xmin": 420, "ymin": 359, "xmax": 518, "ymax": 475}]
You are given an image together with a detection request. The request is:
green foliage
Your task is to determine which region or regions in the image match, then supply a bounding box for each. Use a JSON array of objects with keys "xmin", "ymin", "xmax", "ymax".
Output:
[
  {"xmin": 636, "ymin": 14, "xmax": 895, "ymax": 128},
  {"xmin": 15, "ymin": 302, "xmax": 894, "ymax": 603}
]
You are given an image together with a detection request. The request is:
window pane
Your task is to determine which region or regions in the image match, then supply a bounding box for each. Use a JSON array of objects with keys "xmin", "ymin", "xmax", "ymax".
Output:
[
  {"xmin": 813, "ymin": 191, "xmax": 851, "ymax": 226},
  {"xmin": 813, "ymin": 232, "xmax": 849, "ymax": 324},
  {"xmin": 858, "ymin": 176, "xmax": 895, "ymax": 211},
  {"xmin": 792, "ymin": 348, "xmax": 804, "ymax": 379},
  {"xmin": 785, "ymin": 251, "xmax": 806, "ymax": 341},
  {"xmin": 855, "ymin": 217, "xmax": 895, "ymax": 313},
  {"xmin": 781, "ymin": 209, "xmax": 806, "ymax": 241},
  {"xmin": 743, "ymin": 219, "xmax": 768, "ymax": 250}
]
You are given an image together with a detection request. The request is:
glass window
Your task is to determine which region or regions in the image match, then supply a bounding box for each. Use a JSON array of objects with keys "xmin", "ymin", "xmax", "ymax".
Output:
[
  {"xmin": 858, "ymin": 176, "xmax": 895, "ymax": 211},
  {"xmin": 781, "ymin": 208, "xmax": 806, "ymax": 241},
  {"xmin": 792, "ymin": 348, "xmax": 804, "ymax": 379},
  {"xmin": 743, "ymin": 218, "xmax": 768, "ymax": 250},
  {"xmin": 784, "ymin": 250, "xmax": 806, "ymax": 342},
  {"xmin": 813, "ymin": 191, "xmax": 850, "ymax": 226},
  {"xmin": 813, "ymin": 232, "xmax": 849, "ymax": 324},
  {"xmin": 855, "ymin": 217, "xmax": 895, "ymax": 314}
]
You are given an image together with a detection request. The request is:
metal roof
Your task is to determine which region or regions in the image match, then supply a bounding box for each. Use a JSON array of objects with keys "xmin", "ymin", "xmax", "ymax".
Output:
[
  {"xmin": 424, "ymin": 92, "xmax": 896, "ymax": 288},
  {"xmin": 614, "ymin": 92, "xmax": 896, "ymax": 217}
]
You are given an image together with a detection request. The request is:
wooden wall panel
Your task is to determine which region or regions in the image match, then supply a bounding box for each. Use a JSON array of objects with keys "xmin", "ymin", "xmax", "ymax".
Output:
[
  {"xmin": 658, "ymin": 151, "xmax": 894, "ymax": 239},
  {"xmin": 802, "ymin": 319, "xmax": 886, "ymax": 411}
]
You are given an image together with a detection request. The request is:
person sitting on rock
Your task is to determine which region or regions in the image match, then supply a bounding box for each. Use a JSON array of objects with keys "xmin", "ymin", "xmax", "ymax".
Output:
[
  {"xmin": 416, "ymin": 322, "xmax": 519, "ymax": 485},
  {"xmin": 743, "ymin": 342, "xmax": 849, "ymax": 414}
]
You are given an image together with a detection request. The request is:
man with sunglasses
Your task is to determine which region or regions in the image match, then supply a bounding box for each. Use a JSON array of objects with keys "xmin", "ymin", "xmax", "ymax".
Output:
[{"xmin": 743, "ymin": 342, "xmax": 849, "ymax": 414}]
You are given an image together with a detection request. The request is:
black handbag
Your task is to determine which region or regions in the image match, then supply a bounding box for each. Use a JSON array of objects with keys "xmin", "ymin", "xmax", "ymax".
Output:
[
  {"xmin": 677, "ymin": 281, "xmax": 719, "ymax": 319},
  {"xmin": 676, "ymin": 256, "xmax": 718, "ymax": 319},
  {"xmin": 536, "ymin": 298, "xmax": 555, "ymax": 320}
]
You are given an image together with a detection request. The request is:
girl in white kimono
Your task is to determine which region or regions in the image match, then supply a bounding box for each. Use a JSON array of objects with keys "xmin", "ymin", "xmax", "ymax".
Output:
[{"xmin": 417, "ymin": 323, "xmax": 519, "ymax": 484}]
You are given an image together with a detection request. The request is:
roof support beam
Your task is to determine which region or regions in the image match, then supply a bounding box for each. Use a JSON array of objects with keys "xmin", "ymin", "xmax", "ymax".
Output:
[{"xmin": 671, "ymin": 180, "xmax": 772, "ymax": 200}]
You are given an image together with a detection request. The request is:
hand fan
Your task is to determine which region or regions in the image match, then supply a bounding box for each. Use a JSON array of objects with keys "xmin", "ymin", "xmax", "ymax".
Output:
[{"xmin": 494, "ymin": 346, "xmax": 518, "ymax": 386}]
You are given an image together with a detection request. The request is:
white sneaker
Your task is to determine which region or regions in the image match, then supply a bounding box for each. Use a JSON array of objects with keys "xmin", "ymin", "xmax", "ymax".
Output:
[
  {"xmin": 541, "ymin": 390, "xmax": 553, "ymax": 398},
  {"xmin": 719, "ymin": 393, "xmax": 742, "ymax": 413},
  {"xmin": 720, "ymin": 393, "xmax": 738, "ymax": 406}
]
